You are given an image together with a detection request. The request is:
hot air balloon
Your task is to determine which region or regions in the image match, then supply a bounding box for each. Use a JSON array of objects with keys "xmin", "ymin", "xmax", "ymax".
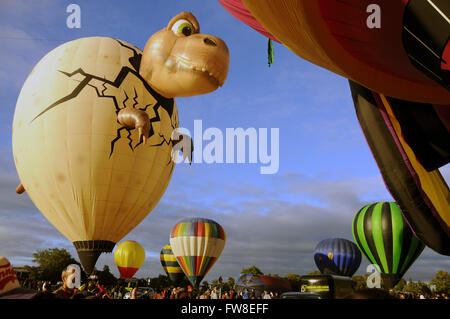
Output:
[
  {"xmin": 169, "ymin": 218, "xmax": 226, "ymax": 288},
  {"xmin": 160, "ymin": 244, "xmax": 185, "ymax": 285},
  {"xmin": 217, "ymin": 0, "xmax": 450, "ymax": 255},
  {"xmin": 235, "ymin": 274, "xmax": 291, "ymax": 298},
  {"xmin": 313, "ymin": 238, "xmax": 361, "ymax": 277},
  {"xmin": 352, "ymin": 202, "xmax": 425, "ymax": 289},
  {"xmin": 114, "ymin": 241, "xmax": 146, "ymax": 279},
  {"xmin": 350, "ymin": 81, "xmax": 450, "ymax": 255},
  {"xmin": 218, "ymin": 0, "xmax": 450, "ymax": 102},
  {"xmin": 12, "ymin": 12, "xmax": 230, "ymax": 274}
]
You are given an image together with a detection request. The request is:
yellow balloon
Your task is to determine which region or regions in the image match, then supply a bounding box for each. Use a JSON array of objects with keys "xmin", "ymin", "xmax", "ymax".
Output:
[
  {"xmin": 12, "ymin": 37, "xmax": 178, "ymax": 273},
  {"xmin": 114, "ymin": 241, "xmax": 146, "ymax": 279}
]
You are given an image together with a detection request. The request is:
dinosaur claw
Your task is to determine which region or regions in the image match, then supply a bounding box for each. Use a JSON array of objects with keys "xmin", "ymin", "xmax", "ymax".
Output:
[{"xmin": 118, "ymin": 107, "xmax": 150, "ymax": 144}]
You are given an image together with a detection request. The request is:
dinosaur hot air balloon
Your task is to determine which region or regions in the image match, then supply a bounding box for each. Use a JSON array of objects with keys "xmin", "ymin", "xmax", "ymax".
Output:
[
  {"xmin": 217, "ymin": 0, "xmax": 450, "ymax": 255},
  {"xmin": 160, "ymin": 244, "xmax": 185, "ymax": 285},
  {"xmin": 12, "ymin": 12, "xmax": 230, "ymax": 274},
  {"xmin": 114, "ymin": 241, "xmax": 146, "ymax": 279},
  {"xmin": 169, "ymin": 218, "xmax": 226, "ymax": 288},
  {"xmin": 313, "ymin": 238, "xmax": 362, "ymax": 277},
  {"xmin": 352, "ymin": 202, "xmax": 425, "ymax": 289}
]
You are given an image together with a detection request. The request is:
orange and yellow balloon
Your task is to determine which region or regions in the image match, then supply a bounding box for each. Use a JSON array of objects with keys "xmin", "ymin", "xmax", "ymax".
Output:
[{"xmin": 114, "ymin": 240, "xmax": 146, "ymax": 279}]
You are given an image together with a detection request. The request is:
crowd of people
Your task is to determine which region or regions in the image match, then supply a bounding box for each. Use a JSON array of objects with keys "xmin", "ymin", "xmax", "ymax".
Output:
[
  {"xmin": 18, "ymin": 278, "xmax": 277, "ymax": 300},
  {"xmin": 18, "ymin": 278, "xmax": 449, "ymax": 300},
  {"xmin": 0, "ymin": 258, "xmax": 447, "ymax": 300}
]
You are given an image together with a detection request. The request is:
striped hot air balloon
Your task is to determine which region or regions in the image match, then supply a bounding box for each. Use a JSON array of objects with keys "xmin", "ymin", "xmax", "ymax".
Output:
[
  {"xmin": 352, "ymin": 202, "xmax": 425, "ymax": 289},
  {"xmin": 114, "ymin": 241, "xmax": 146, "ymax": 279},
  {"xmin": 169, "ymin": 218, "xmax": 226, "ymax": 288},
  {"xmin": 313, "ymin": 238, "xmax": 362, "ymax": 277},
  {"xmin": 160, "ymin": 244, "xmax": 185, "ymax": 285}
]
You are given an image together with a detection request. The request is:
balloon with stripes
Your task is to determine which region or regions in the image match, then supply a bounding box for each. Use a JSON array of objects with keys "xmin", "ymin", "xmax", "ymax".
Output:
[
  {"xmin": 314, "ymin": 238, "xmax": 362, "ymax": 277},
  {"xmin": 169, "ymin": 217, "xmax": 226, "ymax": 288},
  {"xmin": 352, "ymin": 202, "xmax": 425, "ymax": 289},
  {"xmin": 160, "ymin": 244, "xmax": 185, "ymax": 285}
]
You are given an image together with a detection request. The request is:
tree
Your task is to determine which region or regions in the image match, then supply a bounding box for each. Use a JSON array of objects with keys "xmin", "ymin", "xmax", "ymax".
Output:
[
  {"xmin": 307, "ymin": 270, "xmax": 321, "ymax": 276},
  {"xmin": 352, "ymin": 275, "xmax": 368, "ymax": 290},
  {"xmin": 241, "ymin": 266, "xmax": 263, "ymax": 275},
  {"xmin": 284, "ymin": 274, "xmax": 302, "ymax": 291},
  {"xmin": 148, "ymin": 274, "xmax": 170, "ymax": 289},
  {"xmin": 429, "ymin": 270, "xmax": 450, "ymax": 294},
  {"xmin": 96, "ymin": 265, "xmax": 117, "ymax": 287},
  {"xmin": 32, "ymin": 248, "xmax": 78, "ymax": 282},
  {"xmin": 265, "ymin": 273, "xmax": 280, "ymax": 278},
  {"xmin": 211, "ymin": 279, "xmax": 219, "ymax": 288},
  {"xmin": 402, "ymin": 278, "xmax": 431, "ymax": 295},
  {"xmin": 394, "ymin": 278, "xmax": 407, "ymax": 292},
  {"xmin": 200, "ymin": 280, "xmax": 210, "ymax": 291}
]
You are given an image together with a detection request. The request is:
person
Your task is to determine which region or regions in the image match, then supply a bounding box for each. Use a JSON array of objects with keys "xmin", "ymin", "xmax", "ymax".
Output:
[
  {"xmin": 42, "ymin": 282, "xmax": 51, "ymax": 292},
  {"xmin": 243, "ymin": 289, "xmax": 250, "ymax": 299},
  {"xmin": 85, "ymin": 280, "xmax": 99, "ymax": 297},
  {"xmin": 178, "ymin": 287, "xmax": 193, "ymax": 299},
  {"xmin": 263, "ymin": 290, "xmax": 271, "ymax": 299},
  {"xmin": 131, "ymin": 282, "xmax": 138, "ymax": 299},
  {"xmin": 152, "ymin": 288, "xmax": 163, "ymax": 299},
  {"xmin": 210, "ymin": 288, "xmax": 218, "ymax": 299},
  {"xmin": 53, "ymin": 266, "xmax": 76, "ymax": 299}
]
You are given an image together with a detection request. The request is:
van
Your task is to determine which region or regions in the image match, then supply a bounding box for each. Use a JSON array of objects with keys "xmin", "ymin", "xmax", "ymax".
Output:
[{"xmin": 299, "ymin": 275, "xmax": 356, "ymax": 299}]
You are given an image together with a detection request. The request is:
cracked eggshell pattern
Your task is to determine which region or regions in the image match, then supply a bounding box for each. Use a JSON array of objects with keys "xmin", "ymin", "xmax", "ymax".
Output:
[{"xmin": 12, "ymin": 37, "xmax": 178, "ymax": 243}]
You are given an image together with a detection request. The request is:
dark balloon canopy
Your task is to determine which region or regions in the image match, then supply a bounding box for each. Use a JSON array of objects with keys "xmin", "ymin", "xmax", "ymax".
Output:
[
  {"xmin": 350, "ymin": 81, "xmax": 450, "ymax": 256},
  {"xmin": 353, "ymin": 202, "xmax": 425, "ymax": 289},
  {"xmin": 235, "ymin": 274, "xmax": 291, "ymax": 297},
  {"xmin": 313, "ymin": 238, "xmax": 362, "ymax": 277}
]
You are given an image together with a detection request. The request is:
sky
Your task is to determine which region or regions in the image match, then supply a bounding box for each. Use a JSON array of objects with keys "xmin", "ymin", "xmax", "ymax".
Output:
[{"xmin": 0, "ymin": 0, "xmax": 448, "ymax": 284}]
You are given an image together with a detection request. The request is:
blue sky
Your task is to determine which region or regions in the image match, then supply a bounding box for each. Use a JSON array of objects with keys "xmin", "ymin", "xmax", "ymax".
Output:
[{"xmin": 0, "ymin": 0, "xmax": 448, "ymax": 284}]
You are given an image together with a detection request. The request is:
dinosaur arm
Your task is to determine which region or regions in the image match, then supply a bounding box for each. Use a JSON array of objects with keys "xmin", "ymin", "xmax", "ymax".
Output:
[{"xmin": 117, "ymin": 107, "xmax": 150, "ymax": 144}]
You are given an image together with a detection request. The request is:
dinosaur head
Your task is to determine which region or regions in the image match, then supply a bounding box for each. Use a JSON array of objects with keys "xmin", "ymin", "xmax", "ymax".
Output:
[{"xmin": 139, "ymin": 12, "xmax": 230, "ymax": 98}]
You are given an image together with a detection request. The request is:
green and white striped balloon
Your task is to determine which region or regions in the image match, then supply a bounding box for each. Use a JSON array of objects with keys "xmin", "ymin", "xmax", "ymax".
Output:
[{"xmin": 352, "ymin": 202, "xmax": 425, "ymax": 289}]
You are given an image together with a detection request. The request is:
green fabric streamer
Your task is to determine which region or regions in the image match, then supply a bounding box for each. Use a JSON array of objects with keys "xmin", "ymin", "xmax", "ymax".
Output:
[{"xmin": 268, "ymin": 38, "xmax": 274, "ymax": 67}]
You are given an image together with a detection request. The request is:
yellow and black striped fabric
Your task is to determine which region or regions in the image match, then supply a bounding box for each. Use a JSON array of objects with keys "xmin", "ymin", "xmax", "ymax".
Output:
[{"xmin": 160, "ymin": 244, "xmax": 185, "ymax": 285}]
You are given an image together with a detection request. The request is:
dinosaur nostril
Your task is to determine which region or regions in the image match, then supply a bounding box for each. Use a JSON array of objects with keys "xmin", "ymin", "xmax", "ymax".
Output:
[{"xmin": 204, "ymin": 38, "xmax": 217, "ymax": 46}]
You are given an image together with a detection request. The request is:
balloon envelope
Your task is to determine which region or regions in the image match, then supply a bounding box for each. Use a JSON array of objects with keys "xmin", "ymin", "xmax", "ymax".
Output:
[
  {"xmin": 169, "ymin": 218, "xmax": 226, "ymax": 288},
  {"xmin": 235, "ymin": 274, "xmax": 291, "ymax": 297},
  {"xmin": 349, "ymin": 80, "xmax": 450, "ymax": 255},
  {"xmin": 114, "ymin": 240, "xmax": 146, "ymax": 279},
  {"xmin": 237, "ymin": 0, "xmax": 450, "ymax": 103},
  {"xmin": 313, "ymin": 238, "xmax": 361, "ymax": 277},
  {"xmin": 160, "ymin": 244, "xmax": 185, "ymax": 285},
  {"xmin": 217, "ymin": 0, "xmax": 279, "ymax": 42},
  {"xmin": 352, "ymin": 202, "xmax": 425, "ymax": 289},
  {"xmin": 12, "ymin": 37, "xmax": 178, "ymax": 273}
]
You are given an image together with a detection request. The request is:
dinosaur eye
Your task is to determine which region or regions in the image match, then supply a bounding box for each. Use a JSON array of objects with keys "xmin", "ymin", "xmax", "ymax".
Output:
[{"xmin": 171, "ymin": 19, "xmax": 194, "ymax": 36}]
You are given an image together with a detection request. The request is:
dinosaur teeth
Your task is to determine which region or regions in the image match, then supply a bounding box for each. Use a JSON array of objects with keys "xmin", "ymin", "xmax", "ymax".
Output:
[{"xmin": 171, "ymin": 55, "xmax": 222, "ymax": 85}]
